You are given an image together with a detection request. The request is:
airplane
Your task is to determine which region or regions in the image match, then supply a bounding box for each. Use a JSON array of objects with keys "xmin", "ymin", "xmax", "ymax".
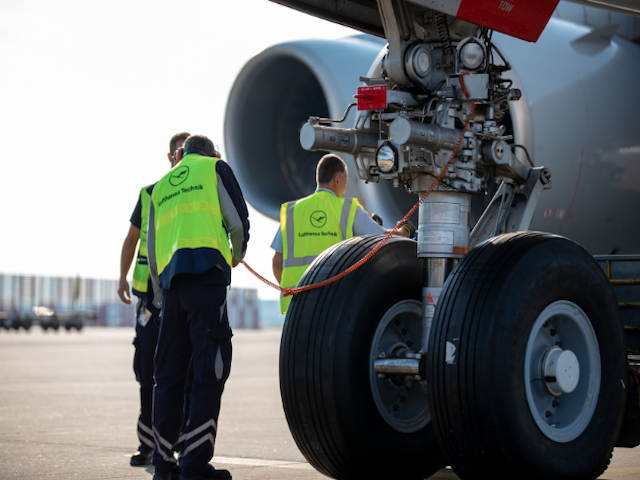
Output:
[{"xmin": 224, "ymin": 1, "xmax": 640, "ymax": 479}]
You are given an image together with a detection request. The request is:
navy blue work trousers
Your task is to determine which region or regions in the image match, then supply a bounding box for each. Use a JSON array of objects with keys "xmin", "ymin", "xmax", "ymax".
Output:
[
  {"xmin": 133, "ymin": 298, "xmax": 160, "ymax": 451},
  {"xmin": 152, "ymin": 284, "xmax": 232, "ymax": 477}
]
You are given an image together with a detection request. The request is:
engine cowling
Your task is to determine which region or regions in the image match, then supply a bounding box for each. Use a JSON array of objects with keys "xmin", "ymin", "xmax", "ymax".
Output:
[{"xmin": 224, "ymin": 35, "xmax": 385, "ymax": 220}]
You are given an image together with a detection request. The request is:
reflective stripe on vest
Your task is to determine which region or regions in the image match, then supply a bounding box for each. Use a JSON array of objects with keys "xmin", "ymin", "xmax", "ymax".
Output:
[
  {"xmin": 279, "ymin": 191, "xmax": 359, "ymax": 313},
  {"xmin": 151, "ymin": 154, "xmax": 232, "ymax": 278},
  {"xmin": 132, "ymin": 185, "xmax": 153, "ymax": 296}
]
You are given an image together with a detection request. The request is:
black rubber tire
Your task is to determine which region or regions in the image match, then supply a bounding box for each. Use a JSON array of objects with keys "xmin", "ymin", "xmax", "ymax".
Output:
[
  {"xmin": 280, "ymin": 235, "xmax": 446, "ymax": 480},
  {"xmin": 426, "ymin": 232, "xmax": 627, "ymax": 480}
]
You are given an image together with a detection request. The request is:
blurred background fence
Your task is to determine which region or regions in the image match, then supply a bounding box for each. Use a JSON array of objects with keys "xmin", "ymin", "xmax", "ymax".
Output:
[{"xmin": 0, "ymin": 274, "xmax": 262, "ymax": 331}]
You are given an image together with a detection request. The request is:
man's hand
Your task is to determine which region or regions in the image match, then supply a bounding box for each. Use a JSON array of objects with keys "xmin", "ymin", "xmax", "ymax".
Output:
[
  {"xmin": 119, "ymin": 223, "xmax": 140, "ymax": 305},
  {"xmin": 118, "ymin": 277, "xmax": 132, "ymax": 304},
  {"xmin": 395, "ymin": 219, "xmax": 416, "ymax": 238},
  {"xmin": 272, "ymin": 252, "xmax": 283, "ymax": 284}
]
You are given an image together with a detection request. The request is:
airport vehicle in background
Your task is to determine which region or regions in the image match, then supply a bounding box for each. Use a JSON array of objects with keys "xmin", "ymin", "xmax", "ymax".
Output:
[
  {"xmin": 1, "ymin": 304, "xmax": 92, "ymax": 332},
  {"xmin": 32, "ymin": 306, "xmax": 87, "ymax": 331},
  {"xmin": 0, "ymin": 275, "xmax": 120, "ymax": 331},
  {"xmin": 225, "ymin": 0, "xmax": 640, "ymax": 479}
]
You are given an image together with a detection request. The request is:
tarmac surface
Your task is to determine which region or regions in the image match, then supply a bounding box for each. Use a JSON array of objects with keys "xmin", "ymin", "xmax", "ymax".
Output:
[{"xmin": 0, "ymin": 326, "xmax": 639, "ymax": 480}]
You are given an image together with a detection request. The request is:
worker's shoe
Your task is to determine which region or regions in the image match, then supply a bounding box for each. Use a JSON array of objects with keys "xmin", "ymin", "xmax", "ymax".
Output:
[
  {"xmin": 180, "ymin": 465, "xmax": 232, "ymax": 480},
  {"xmin": 130, "ymin": 445, "xmax": 153, "ymax": 466},
  {"xmin": 153, "ymin": 465, "xmax": 181, "ymax": 480}
]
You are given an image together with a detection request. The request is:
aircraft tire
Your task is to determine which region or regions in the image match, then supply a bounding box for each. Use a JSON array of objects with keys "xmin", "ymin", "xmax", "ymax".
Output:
[
  {"xmin": 426, "ymin": 232, "xmax": 626, "ymax": 480},
  {"xmin": 280, "ymin": 235, "xmax": 446, "ymax": 480}
]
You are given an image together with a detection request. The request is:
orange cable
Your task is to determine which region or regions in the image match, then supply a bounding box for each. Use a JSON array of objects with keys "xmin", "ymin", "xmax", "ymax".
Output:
[{"xmin": 243, "ymin": 73, "xmax": 476, "ymax": 297}]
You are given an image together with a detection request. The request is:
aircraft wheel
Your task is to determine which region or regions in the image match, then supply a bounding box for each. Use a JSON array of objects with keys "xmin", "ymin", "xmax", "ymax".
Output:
[
  {"xmin": 427, "ymin": 232, "xmax": 626, "ymax": 480},
  {"xmin": 280, "ymin": 235, "xmax": 445, "ymax": 480},
  {"xmin": 42, "ymin": 324, "xmax": 50, "ymax": 331}
]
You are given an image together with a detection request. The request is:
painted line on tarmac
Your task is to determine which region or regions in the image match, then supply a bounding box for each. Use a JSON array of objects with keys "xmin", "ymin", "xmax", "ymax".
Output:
[
  {"xmin": 606, "ymin": 466, "xmax": 640, "ymax": 475},
  {"xmin": 425, "ymin": 466, "xmax": 640, "ymax": 479},
  {"xmin": 214, "ymin": 457, "xmax": 459, "ymax": 477},
  {"xmin": 213, "ymin": 456, "xmax": 314, "ymax": 470},
  {"xmin": 186, "ymin": 458, "xmax": 640, "ymax": 479},
  {"xmin": 430, "ymin": 469, "xmax": 458, "ymax": 479}
]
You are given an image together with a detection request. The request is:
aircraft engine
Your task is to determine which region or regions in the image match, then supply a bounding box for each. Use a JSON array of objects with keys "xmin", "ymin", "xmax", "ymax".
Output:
[
  {"xmin": 224, "ymin": 36, "xmax": 387, "ymax": 220},
  {"xmin": 225, "ymin": 19, "xmax": 640, "ymax": 254}
]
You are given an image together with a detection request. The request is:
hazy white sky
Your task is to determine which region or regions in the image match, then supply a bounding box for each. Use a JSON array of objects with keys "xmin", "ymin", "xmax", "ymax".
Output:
[{"xmin": 0, "ymin": 0, "xmax": 357, "ymax": 300}]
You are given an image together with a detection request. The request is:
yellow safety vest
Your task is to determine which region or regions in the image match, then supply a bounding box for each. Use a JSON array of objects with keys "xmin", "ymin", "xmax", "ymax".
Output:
[
  {"xmin": 280, "ymin": 190, "xmax": 359, "ymax": 313},
  {"xmin": 152, "ymin": 154, "xmax": 232, "ymax": 282},
  {"xmin": 132, "ymin": 185, "xmax": 152, "ymax": 297}
]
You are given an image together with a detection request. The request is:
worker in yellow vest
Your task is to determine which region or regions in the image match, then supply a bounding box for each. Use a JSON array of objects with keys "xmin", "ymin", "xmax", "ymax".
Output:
[
  {"xmin": 271, "ymin": 154, "xmax": 411, "ymax": 313},
  {"xmin": 147, "ymin": 134, "xmax": 249, "ymax": 480},
  {"xmin": 118, "ymin": 132, "xmax": 190, "ymax": 466}
]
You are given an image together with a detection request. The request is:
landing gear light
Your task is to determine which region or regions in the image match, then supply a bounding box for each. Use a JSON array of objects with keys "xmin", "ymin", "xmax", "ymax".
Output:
[{"xmin": 376, "ymin": 142, "xmax": 398, "ymax": 174}]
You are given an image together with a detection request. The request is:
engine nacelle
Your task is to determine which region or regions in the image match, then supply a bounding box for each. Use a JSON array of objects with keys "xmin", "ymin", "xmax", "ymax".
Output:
[
  {"xmin": 224, "ymin": 36, "xmax": 385, "ymax": 220},
  {"xmin": 224, "ymin": 20, "xmax": 640, "ymax": 254}
]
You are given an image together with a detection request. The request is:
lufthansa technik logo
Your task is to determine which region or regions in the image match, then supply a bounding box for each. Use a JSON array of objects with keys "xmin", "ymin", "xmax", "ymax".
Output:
[
  {"xmin": 310, "ymin": 210, "xmax": 327, "ymax": 228},
  {"xmin": 170, "ymin": 166, "xmax": 190, "ymax": 186}
]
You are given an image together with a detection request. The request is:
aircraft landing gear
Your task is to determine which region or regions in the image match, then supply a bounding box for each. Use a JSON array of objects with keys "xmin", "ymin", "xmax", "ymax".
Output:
[{"xmin": 426, "ymin": 232, "xmax": 627, "ymax": 480}]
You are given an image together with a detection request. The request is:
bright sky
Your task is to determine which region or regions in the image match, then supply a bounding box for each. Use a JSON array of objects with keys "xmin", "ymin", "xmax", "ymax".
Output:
[{"xmin": 0, "ymin": 0, "xmax": 357, "ymax": 300}]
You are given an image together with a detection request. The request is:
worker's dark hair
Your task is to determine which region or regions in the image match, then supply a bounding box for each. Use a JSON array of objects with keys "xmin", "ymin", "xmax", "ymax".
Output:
[
  {"xmin": 169, "ymin": 132, "xmax": 190, "ymax": 154},
  {"xmin": 183, "ymin": 134, "xmax": 216, "ymax": 157},
  {"xmin": 316, "ymin": 154, "xmax": 347, "ymax": 185}
]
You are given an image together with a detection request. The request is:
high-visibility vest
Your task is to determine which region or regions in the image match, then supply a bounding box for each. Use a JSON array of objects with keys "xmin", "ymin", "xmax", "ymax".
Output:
[
  {"xmin": 132, "ymin": 185, "xmax": 153, "ymax": 297},
  {"xmin": 151, "ymin": 154, "xmax": 232, "ymax": 283},
  {"xmin": 280, "ymin": 190, "xmax": 359, "ymax": 313}
]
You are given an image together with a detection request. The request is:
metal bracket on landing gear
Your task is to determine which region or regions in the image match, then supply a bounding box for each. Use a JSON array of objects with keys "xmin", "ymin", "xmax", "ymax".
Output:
[{"xmin": 469, "ymin": 166, "xmax": 552, "ymax": 248}]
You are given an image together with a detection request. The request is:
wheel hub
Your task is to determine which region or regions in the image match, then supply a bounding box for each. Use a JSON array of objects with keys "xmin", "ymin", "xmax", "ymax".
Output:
[
  {"xmin": 542, "ymin": 346, "xmax": 580, "ymax": 396},
  {"xmin": 524, "ymin": 300, "xmax": 600, "ymax": 443},
  {"xmin": 369, "ymin": 300, "xmax": 430, "ymax": 433}
]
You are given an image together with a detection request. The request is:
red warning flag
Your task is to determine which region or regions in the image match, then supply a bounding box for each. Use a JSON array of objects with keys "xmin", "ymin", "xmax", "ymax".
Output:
[{"xmin": 427, "ymin": 293, "xmax": 434, "ymax": 303}]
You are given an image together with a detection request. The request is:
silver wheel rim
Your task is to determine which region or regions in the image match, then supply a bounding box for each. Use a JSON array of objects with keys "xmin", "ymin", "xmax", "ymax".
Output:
[
  {"xmin": 524, "ymin": 300, "xmax": 600, "ymax": 443},
  {"xmin": 369, "ymin": 299, "xmax": 430, "ymax": 433}
]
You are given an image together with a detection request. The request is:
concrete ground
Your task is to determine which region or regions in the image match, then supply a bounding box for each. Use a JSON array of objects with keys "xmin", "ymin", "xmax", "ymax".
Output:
[{"xmin": 0, "ymin": 327, "xmax": 638, "ymax": 480}]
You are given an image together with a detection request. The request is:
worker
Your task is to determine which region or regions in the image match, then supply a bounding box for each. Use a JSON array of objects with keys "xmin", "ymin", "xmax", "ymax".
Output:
[
  {"xmin": 271, "ymin": 153, "xmax": 412, "ymax": 313},
  {"xmin": 147, "ymin": 134, "xmax": 249, "ymax": 480},
  {"xmin": 118, "ymin": 131, "xmax": 190, "ymax": 467}
]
